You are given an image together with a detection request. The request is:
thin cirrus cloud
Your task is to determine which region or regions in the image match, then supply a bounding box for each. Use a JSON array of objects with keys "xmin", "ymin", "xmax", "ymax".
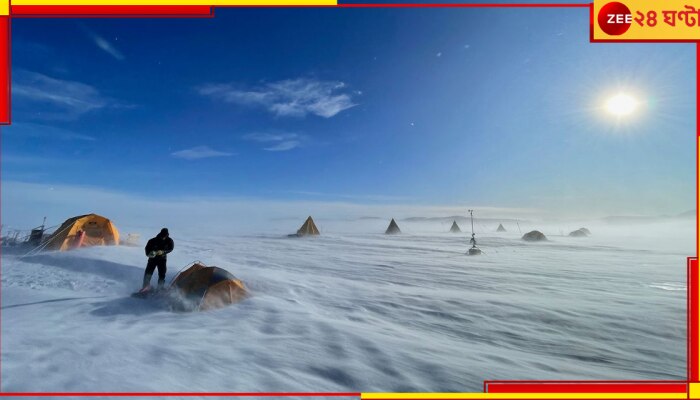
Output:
[
  {"xmin": 79, "ymin": 24, "xmax": 125, "ymax": 61},
  {"xmin": 171, "ymin": 146, "xmax": 234, "ymax": 160},
  {"xmin": 7, "ymin": 122, "xmax": 97, "ymax": 141},
  {"xmin": 243, "ymin": 132, "xmax": 303, "ymax": 152},
  {"xmin": 91, "ymin": 33, "xmax": 125, "ymax": 61},
  {"xmin": 264, "ymin": 141, "xmax": 301, "ymax": 152},
  {"xmin": 197, "ymin": 78, "xmax": 358, "ymax": 118},
  {"xmin": 12, "ymin": 70, "xmax": 127, "ymax": 120}
]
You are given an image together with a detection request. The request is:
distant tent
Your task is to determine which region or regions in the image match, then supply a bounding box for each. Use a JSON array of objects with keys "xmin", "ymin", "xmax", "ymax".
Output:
[
  {"xmin": 522, "ymin": 230, "xmax": 547, "ymax": 242},
  {"xmin": 44, "ymin": 214, "xmax": 119, "ymax": 251},
  {"xmin": 569, "ymin": 229, "xmax": 588, "ymax": 237},
  {"xmin": 449, "ymin": 221, "xmax": 462, "ymax": 233},
  {"xmin": 169, "ymin": 262, "xmax": 248, "ymax": 312},
  {"xmin": 496, "ymin": 224, "xmax": 506, "ymax": 232},
  {"xmin": 296, "ymin": 216, "xmax": 320, "ymax": 236},
  {"xmin": 385, "ymin": 218, "xmax": 401, "ymax": 235}
]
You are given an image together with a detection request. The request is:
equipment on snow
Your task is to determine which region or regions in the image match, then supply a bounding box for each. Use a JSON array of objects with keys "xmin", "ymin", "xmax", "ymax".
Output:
[{"xmin": 467, "ymin": 209, "xmax": 481, "ymax": 256}]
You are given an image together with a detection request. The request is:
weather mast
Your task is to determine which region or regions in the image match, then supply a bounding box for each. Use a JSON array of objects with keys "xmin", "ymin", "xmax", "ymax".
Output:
[{"xmin": 468, "ymin": 209, "xmax": 481, "ymax": 255}]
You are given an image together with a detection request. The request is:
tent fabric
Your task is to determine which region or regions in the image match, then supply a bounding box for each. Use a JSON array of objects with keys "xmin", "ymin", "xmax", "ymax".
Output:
[
  {"xmin": 44, "ymin": 214, "xmax": 120, "ymax": 251},
  {"xmin": 297, "ymin": 216, "xmax": 320, "ymax": 236},
  {"xmin": 569, "ymin": 229, "xmax": 588, "ymax": 237},
  {"xmin": 496, "ymin": 224, "xmax": 507, "ymax": 232},
  {"xmin": 522, "ymin": 230, "xmax": 547, "ymax": 241},
  {"xmin": 170, "ymin": 263, "xmax": 247, "ymax": 311},
  {"xmin": 385, "ymin": 218, "xmax": 401, "ymax": 235},
  {"xmin": 449, "ymin": 221, "xmax": 461, "ymax": 233}
]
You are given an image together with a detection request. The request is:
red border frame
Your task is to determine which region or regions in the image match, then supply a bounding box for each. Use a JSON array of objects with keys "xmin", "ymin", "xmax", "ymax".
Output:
[
  {"xmin": 0, "ymin": 3, "xmax": 697, "ymax": 397},
  {"xmin": 0, "ymin": 16, "xmax": 8, "ymax": 126}
]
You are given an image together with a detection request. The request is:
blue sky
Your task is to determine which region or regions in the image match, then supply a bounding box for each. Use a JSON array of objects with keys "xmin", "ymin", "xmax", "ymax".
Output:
[{"xmin": 2, "ymin": 7, "xmax": 696, "ymax": 218}]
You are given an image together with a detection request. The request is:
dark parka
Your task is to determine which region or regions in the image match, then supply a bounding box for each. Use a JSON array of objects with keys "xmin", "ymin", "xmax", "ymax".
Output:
[
  {"xmin": 142, "ymin": 228, "xmax": 175, "ymax": 288},
  {"xmin": 145, "ymin": 229, "xmax": 174, "ymax": 259}
]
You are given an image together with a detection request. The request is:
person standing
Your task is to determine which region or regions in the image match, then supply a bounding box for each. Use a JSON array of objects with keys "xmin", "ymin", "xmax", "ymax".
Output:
[{"xmin": 142, "ymin": 228, "xmax": 174, "ymax": 290}]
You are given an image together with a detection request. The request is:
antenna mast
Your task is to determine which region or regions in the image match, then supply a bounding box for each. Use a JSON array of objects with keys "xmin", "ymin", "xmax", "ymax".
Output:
[
  {"xmin": 467, "ymin": 209, "xmax": 481, "ymax": 255},
  {"xmin": 468, "ymin": 209, "xmax": 474, "ymax": 235}
]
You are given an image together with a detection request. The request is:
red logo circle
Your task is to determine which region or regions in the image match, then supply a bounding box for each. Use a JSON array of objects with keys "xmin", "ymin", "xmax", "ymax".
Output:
[{"xmin": 598, "ymin": 2, "xmax": 632, "ymax": 36}]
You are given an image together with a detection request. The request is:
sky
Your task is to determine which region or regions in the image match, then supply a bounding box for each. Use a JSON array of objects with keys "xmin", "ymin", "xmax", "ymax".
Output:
[{"xmin": 1, "ymin": 7, "xmax": 696, "ymax": 228}]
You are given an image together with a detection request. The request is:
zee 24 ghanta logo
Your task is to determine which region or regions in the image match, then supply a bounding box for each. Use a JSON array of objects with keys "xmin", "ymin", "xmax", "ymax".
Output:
[
  {"xmin": 598, "ymin": 1, "xmax": 700, "ymax": 36},
  {"xmin": 598, "ymin": 2, "xmax": 633, "ymax": 35}
]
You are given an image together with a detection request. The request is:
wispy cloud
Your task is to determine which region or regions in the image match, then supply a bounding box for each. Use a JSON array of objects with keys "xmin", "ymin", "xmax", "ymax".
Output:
[
  {"xmin": 80, "ymin": 24, "xmax": 125, "ymax": 61},
  {"xmin": 243, "ymin": 132, "xmax": 304, "ymax": 152},
  {"xmin": 198, "ymin": 78, "xmax": 358, "ymax": 118},
  {"xmin": 7, "ymin": 122, "xmax": 96, "ymax": 141},
  {"xmin": 171, "ymin": 146, "xmax": 233, "ymax": 160},
  {"xmin": 264, "ymin": 141, "xmax": 301, "ymax": 152},
  {"xmin": 91, "ymin": 33, "xmax": 125, "ymax": 61},
  {"xmin": 12, "ymin": 70, "xmax": 127, "ymax": 120},
  {"xmin": 1, "ymin": 154, "xmax": 62, "ymax": 166}
]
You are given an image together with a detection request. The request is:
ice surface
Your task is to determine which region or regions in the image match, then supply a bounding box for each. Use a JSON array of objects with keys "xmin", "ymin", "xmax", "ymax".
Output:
[{"xmin": 1, "ymin": 219, "xmax": 691, "ymax": 392}]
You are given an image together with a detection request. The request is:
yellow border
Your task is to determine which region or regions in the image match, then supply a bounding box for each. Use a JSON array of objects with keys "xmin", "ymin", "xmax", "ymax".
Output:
[{"xmin": 690, "ymin": 383, "xmax": 700, "ymax": 399}]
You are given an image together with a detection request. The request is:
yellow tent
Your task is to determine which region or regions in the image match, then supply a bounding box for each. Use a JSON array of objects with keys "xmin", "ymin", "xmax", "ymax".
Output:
[
  {"xmin": 169, "ymin": 262, "xmax": 248, "ymax": 311},
  {"xmin": 296, "ymin": 216, "xmax": 320, "ymax": 236},
  {"xmin": 45, "ymin": 214, "xmax": 120, "ymax": 251}
]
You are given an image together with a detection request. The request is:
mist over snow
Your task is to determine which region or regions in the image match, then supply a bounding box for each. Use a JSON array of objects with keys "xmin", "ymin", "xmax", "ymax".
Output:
[
  {"xmin": 1, "ymin": 181, "xmax": 545, "ymax": 236},
  {"xmin": 1, "ymin": 180, "xmax": 693, "ymax": 392}
]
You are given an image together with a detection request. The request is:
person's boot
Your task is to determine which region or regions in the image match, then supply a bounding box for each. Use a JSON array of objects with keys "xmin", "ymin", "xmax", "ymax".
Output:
[
  {"xmin": 142, "ymin": 273, "xmax": 153, "ymax": 290},
  {"xmin": 157, "ymin": 279, "xmax": 165, "ymax": 291}
]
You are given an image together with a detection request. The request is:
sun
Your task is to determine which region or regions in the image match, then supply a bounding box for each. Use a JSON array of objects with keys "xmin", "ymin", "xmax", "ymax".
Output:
[{"xmin": 605, "ymin": 93, "xmax": 639, "ymax": 117}]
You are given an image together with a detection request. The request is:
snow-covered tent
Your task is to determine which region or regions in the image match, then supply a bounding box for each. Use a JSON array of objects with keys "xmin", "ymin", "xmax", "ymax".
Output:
[
  {"xmin": 569, "ymin": 229, "xmax": 588, "ymax": 237},
  {"xmin": 169, "ymin": 263, "xmax": 247, "ymax": 311},
  {"xmin": 496, "ymin": 224, "xmax": 506, "ymax": 232},
  {"xmin": 522, "ymin": 230, "xmax": 547, "ymax": 242},
  {"xmin": 44, "ymin": 214, "xmax": 119, "ymax": 251},
  {"xmin": 385, "ymin": 218, "xmax": 401, "ymax": 235},
  {"xmin": 449, "ymin": 221, "xmax": 461, "ymax": 233}
]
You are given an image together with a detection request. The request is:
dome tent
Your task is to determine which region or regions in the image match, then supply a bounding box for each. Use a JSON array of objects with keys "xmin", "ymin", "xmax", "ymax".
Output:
[
  {"xmin": 569, "ymin": 228, "xmax": 588, "ymax": 237},
  {"xmin": 522, "ymin": 230, "xmax": 547, "ymax": 242},
  {"xmin": 169, "ymin": 262, "xmax": 247, "ymax": 312},
  {"xmin": 44, "ymin": 214, "xmax": 119, "ymax": 251},
  {"xmin": 449, "ymin": 221, "xmax": 461, "ymax": 233}
]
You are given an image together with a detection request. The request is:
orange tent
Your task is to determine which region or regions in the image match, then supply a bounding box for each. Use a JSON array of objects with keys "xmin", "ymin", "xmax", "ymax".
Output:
[
  {"xmin": 44, "ymin": 214, "xmax": 120, "ymax": 251},
  {"xmin": 169, "ymin": 262, "xmax": 248, "ymax": 311}
]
